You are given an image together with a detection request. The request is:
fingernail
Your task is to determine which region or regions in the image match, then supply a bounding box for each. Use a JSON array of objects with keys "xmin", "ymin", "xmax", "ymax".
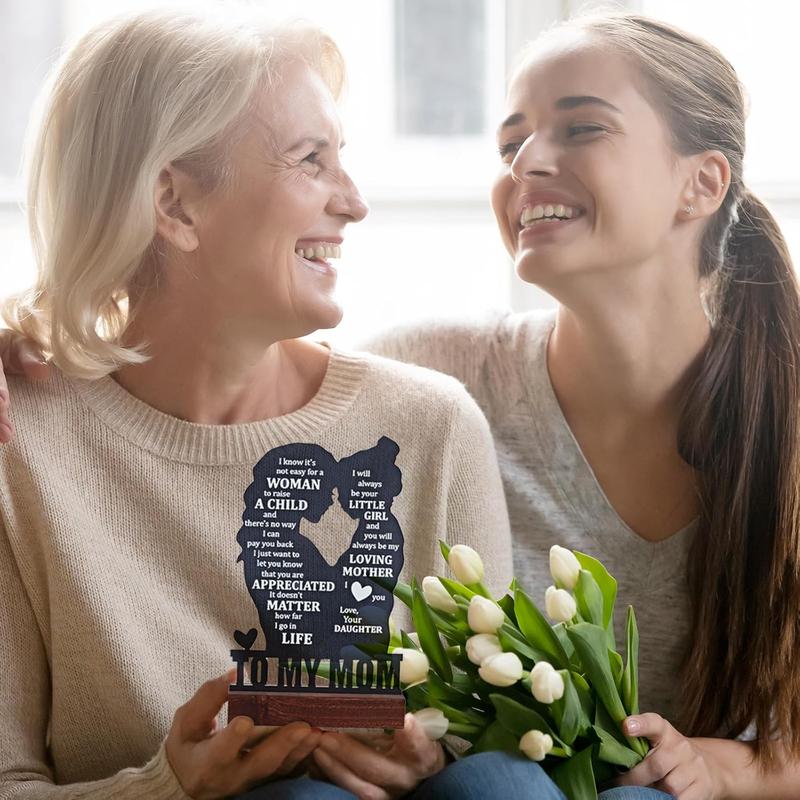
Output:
[{"xmin": 625, "ymin": 719, "xmax": 640, "ymax": 733}]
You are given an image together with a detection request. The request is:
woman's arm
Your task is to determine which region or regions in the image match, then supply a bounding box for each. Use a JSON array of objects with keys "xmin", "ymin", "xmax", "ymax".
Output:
[
  {"xmin": 614, "ymin": 712, "xmax": 800, "ymax": 799},
  {"xmin": 0, "ymin": 517, "xmax": 192, "ymax": 799},
  {"xmin": 442, "ymin": 387, "xmax": 513, "ymax": 596},
  {"xmin": 0, "ymin": 329, "xmax": 50, "ymax": 442},
  {"xmin": 694, "ymin": 736, "xmax": 800, "ymax": 800},
  {"xmin": 0, "ymin": 519, "xmax": 318, "ymax": 799}
]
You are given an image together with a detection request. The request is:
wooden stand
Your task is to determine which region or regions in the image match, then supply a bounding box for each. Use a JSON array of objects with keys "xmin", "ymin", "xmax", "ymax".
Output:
[{"xmin": 228, "ymin": 689, "xmax": 406, "ymax": 729}]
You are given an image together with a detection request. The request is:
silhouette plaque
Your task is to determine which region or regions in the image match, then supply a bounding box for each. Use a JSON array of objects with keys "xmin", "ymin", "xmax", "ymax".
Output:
[{"xmin": 228, "ymin": 437, "xmax": 406, "ymax": 728}]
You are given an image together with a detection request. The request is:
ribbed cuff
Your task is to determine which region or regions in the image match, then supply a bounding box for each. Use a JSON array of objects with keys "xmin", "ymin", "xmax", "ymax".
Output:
[{"xmin": 113, "ymin": 740, "xmax": 192, "ymax": 800}]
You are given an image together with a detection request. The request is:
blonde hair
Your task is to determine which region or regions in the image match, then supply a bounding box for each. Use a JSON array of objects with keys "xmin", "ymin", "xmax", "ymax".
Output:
[{"xmin": 3, "ymin": 5, "xmax": 345, "ymax": 379}]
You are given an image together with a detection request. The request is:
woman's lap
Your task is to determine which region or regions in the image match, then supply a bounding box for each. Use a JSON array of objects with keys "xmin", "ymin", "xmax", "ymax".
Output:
[
  {"xmin": 231, "ymin": 752, "xmax": 676, "ymax": 799},
  {"xmin": 233, "ymin": 775, "xmax": 355, "ymax": 799}
]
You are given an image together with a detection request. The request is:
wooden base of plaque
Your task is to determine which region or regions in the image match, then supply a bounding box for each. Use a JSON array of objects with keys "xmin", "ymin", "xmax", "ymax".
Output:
[{"xmin": 228, "ymin": 690, "xmax": 406, "ymax": 729}]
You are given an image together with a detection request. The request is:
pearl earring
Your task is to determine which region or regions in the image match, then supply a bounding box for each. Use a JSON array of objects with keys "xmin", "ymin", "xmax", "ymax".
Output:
[{"xmin": 685, "ymin": 204, "xmax": 694, "ymax": 214}]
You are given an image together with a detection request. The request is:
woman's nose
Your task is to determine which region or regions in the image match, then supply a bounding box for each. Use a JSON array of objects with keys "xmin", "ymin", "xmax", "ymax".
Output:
[
  {"xmin": 510, "ymin": 133, "xmax": 558, "ymax": 182},
  {"xmin": 328, "ymin": 169, "xmax": 369, "ymax": 222}
]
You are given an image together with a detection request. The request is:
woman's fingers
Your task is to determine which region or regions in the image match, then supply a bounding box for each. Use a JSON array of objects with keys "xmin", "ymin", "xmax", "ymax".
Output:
[
  {"xmin": 271, "ymin": 727, "xmax": 323, "ymax": 776},
  {"xmin": 239, "ymin": 722, "xmax": 316, "ymax": 784},
  {"xmin": 313, "ymin": 746, "xmax": 391, "ymax": 800},
  {"xmin": 0, "ymin": 332, "xmax": 49, "ymax": 380},
  {"xmin": 176, "ymin": 668, "xmax": 237, "ymax": 742},
  {"xmin": 316, "ymin": 732, "xmax": 411, "ymax": 789}
]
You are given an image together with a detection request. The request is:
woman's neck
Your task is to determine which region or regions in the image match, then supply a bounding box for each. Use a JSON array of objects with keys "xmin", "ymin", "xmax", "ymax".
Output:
[
  {"xmin": 113, "ymin": 294, "xmax": 329, "ymax": 425},
  {"xmin": 547, "ymin": 289, "xmax": 711, "ymax": 441}
]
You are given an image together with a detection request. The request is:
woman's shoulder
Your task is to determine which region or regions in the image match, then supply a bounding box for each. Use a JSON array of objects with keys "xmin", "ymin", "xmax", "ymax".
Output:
[
  {"xmin": 357, "ymin": 307, "xmax": 557, "ymax": 403},
  {"xmin": 4, "ymin": 367, "xmax": 77, "ymax": 422},
  {"xmin": 350, "ymin": 346, "xmax": 481, "ymax": 410}
]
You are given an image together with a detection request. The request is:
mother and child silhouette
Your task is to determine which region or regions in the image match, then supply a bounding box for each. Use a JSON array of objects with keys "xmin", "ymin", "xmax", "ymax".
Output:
[{"xmin": 236, "ymin": 436, "xmax": 404, "ymax": 662}]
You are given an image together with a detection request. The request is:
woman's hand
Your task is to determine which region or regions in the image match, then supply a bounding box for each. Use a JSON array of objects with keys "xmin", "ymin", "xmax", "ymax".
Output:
[
  {"xmin": 165, "ymin": 669, "xmax": 322, "ymax": 800},
  {"xmin": 612, "ymin": 713, "xmax": 727, "ymax": 800},
  {"xmin": 0, "ymin": 328, "xmax": 50, "ymax": 443},
  {"xmin": 311, "ymin": 712, "xmax": 446, "ymax": 799}
]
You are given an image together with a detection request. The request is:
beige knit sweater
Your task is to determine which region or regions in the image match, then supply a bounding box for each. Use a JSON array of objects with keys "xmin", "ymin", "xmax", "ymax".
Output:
[{"xmin": 0, "ymin": 347, "xmax": 512, "ymax": 798}]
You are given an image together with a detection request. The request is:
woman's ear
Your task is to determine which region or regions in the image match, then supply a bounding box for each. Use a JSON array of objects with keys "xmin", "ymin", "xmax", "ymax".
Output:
[
  {"xmin": 153, "ymin": 165, "xmax": 200, "ymax": 252},
  {"xmin": 685, "ymin": 150, "xmax": 731, "ymax": 218}
]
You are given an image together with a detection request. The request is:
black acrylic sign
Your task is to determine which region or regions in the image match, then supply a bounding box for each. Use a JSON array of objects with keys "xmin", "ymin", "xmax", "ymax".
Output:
[{"xmin": 228, "ymin": 437, "xmax": 406, "ymax": 728}]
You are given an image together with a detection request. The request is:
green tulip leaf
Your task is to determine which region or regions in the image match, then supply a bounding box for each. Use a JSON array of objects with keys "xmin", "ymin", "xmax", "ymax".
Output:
[
  {"xmin": 498, "ymin": 593, "xmax": 518, "ymax": 623},
  {"xmin": 431, "ymin": 699, "xmax": 489, "ymax": 727},
  {"xmin": 622, "ymin": 605, "xmax": 640, "ymax": 716},
  {"xmin": 404, "ymin": 682, "xmax": 430, "ymax": 710},
  {"xmin": 439, "ymin": 539, "xmax": 451, "ymax": 561},
  {"xmin": 552, "ymin": 622, "xmax": 577, "ymax": 663},
  {"xmin": 400, "ymin": 630, "xmax": 420, "ymax": 650},
  {"xmin": 575, "ymin": 570, "xmax": 605, "ymax": 627},
  {"xmin": 609, "ymin": 649, "xmax": 624, "ymax": 694},
  {"xmin": 427, "ymin": 670, "xmax": 475, "ymax": 709},
  {"xmin": 592, "ymin": 724, "xmax": 642, "ymax": 768},
  {"xmin": 497, "ymin": 625, "xmax": 545, "ymax": 667},
  {"xmin": 575, "ymin": 551, "xmax": 618, "ymax": 650},
  {"xmin": 489, "ymin": 694, "xmax": 571, "ymax": 754},
  {"xmin": 438, "ymin": 576, "xmax": 479, "ymax": 602},
  {"xmin": 565, "ymin": 622, "xmax": 626, "ymax": 724},
  {"xmin": 551, "ymin": 744, "xmax": 598, "ymax": 800},
  {"xmin": 472, "ymin": 720, "xmax": 520, "ymax": 755},
  {"xmin": 514, "ymin": 588, "xmax": 570, "ymax": 669},
  {"xmin": 571, "ymin": 670, "xmax": 596, "ymax": 720},
  {"xmin": 550, "ymin": 669, "xmax": 592, "ymax": 745},
  {"xmin": 595, "ymin": 686, "xmax": 648, "ymax": 759},
  {"xmin": 411, "ymin": 580, "xmax": 453, "ymax": 683},
  {"xmin": 392, "ymin": 579, "xmax": 413, "ymax": 610}
]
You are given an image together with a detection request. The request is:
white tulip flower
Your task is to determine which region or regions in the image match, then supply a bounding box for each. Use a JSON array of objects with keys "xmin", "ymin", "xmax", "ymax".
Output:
[
  {"xmin": 545, "ymin": 585, "xmax": 577, "ymax": 623},
  {"xmin": 530, "ymin": 661, "xmax": 565, "ymax": 704},
  {"xmin": 412, "ymin": 707, "xmax": 449, "ymax": 740},
  {"xmin": 465, "ymin": 633, "xmax": 503, "ymax": 665},
  {"xmin": 396, "ymin": 647, "xmax": 430, "ymax": 685},
  {"xmin": 478, "ymin": 651, "xmax": 523, "ymax": 687},
  {"xmin": 447, "ymin": 544, "xmax": 485, "ymax": 585},
  {"xmin": 422, "ymin": 576, "xmax": 458, "ymax": 613},
  {"xmin": 519, "ymin": 729, "xmax": 553, "ymax": 761},
  {"xmin": 549, "ymin": 545, "xmax": 582, "ymax": 590},
  {"xmin": 467, "ymin": 595, "xmax": 505, "ymax": 634}
]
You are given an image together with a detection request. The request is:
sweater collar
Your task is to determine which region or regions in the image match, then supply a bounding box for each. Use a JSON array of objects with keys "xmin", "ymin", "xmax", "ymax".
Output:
[{"xmin": 67, "ymin": 347, "xmax": 367, "ymax": 465}]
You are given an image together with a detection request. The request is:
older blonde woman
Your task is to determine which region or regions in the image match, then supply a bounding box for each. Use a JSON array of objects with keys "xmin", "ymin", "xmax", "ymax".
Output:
[{"xmin": 0, "ymin": 9, "xmax": 516, "ymax": 800}]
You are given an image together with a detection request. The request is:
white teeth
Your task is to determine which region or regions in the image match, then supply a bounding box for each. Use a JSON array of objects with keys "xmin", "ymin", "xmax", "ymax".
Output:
[
  {"xmin": 520, "ymin": 203, "xmax": 581, "ymax": 226},
  {"xmin": 295, "ymin": 243, "xmax": 342, "ymax": 261}
]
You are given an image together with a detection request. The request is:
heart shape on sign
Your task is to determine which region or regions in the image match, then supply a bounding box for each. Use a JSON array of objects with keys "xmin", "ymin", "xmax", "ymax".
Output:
[
  {"xmin": 351, "ymin": 581, "xmax": 372, "ymax": 602},
  {"xmin": 234, "ymin": 628, "xmax": 258, "ymax": 650}
]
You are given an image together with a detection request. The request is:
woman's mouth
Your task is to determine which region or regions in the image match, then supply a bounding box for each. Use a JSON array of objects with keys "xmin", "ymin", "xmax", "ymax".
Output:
[
  {"xmin": 294, "ymin": 242, "xmax": 342, "ymax": 275},
  {"xmin": 517, "ymin": 203, "xmax": 585, "ymax": 240}
]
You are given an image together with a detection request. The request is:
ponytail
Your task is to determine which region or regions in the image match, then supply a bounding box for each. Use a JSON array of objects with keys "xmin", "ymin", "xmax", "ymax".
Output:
[{"xmin": 677, "ymin": 188, "xmax": 800, "ymax": 770}]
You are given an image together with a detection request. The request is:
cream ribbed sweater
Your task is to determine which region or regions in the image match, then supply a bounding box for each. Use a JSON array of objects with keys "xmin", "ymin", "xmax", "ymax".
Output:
[{"xmin": 0, "ymin": 347, "xmax": 512, "ymax": 798}]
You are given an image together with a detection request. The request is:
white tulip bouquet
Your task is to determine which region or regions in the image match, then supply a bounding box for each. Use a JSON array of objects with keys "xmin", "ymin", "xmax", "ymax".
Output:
[{"xmin": 389, "ymin": 542, "xmax": 650, "ymax": 800}]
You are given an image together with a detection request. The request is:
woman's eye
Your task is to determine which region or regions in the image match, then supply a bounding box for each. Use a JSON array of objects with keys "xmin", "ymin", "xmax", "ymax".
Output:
[
  {"xmin": 567, "ymin": 125, "xmax": 604, "ymax": 137},
  {"xmin": 303, "ymin": 151, "xmax": 321, "ymax": 165},
  {"xmin": 497, "ymin": 141, "xmax": 521, "ymax": 159}
]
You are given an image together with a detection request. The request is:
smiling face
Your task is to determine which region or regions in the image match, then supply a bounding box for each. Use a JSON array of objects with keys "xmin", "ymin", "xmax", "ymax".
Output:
[
  {"xmin": 491, "ymin": 32, "xmax": 689, "ymax": 293},
  {"xmin": 181, "ymin": 59, "xmax": 368, "ymax": 340}
]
